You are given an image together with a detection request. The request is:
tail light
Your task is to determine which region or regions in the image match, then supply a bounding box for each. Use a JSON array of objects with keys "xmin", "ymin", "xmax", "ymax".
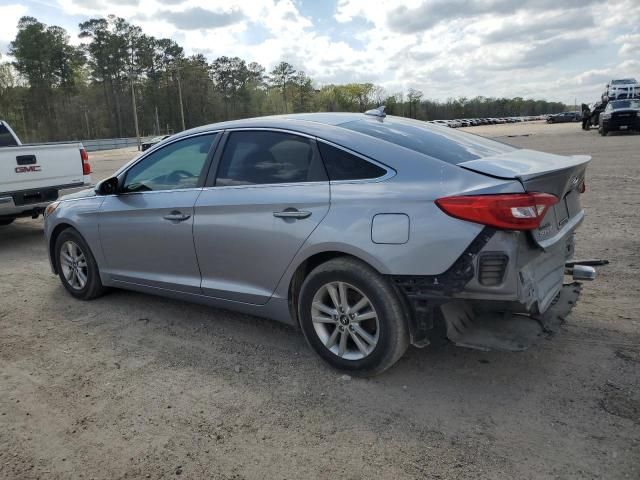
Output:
[
  {"xmin": 435, "ymin": 193, "xmax": 558, "ymax": 230},
  {"xmin": 80, "ymin": 148, "xmax": 91, "ymax": 175},
  {"xmin": 579, "ymin": 180, "xmax": 586, "ymax": 193}
]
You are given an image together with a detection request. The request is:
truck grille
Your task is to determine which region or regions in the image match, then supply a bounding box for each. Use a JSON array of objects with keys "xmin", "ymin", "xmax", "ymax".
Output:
[{"xmin": 478, "ymin": 253, "xmax": 509, "ymax": 286}]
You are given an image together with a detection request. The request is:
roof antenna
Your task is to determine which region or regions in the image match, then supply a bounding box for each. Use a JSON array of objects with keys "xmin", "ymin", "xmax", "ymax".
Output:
[{"xmin": 364, "ymin": 105, "xmax": 386, "ymax": 118}]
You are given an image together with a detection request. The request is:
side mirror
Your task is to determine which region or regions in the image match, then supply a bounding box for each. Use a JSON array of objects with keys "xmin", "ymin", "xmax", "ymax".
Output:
[{"xmin": 96, "ymin": 177, "xmax": 119, "ymax": 195}]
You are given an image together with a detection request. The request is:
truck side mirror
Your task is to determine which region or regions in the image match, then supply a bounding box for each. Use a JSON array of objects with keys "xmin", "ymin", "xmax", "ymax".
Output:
[{"xmin": 96, "ymin": 177, "xmax": 119, "ymax": 195}]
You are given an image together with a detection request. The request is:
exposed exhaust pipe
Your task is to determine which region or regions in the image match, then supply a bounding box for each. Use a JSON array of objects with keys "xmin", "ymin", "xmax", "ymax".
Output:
[{"xmin": 566, "ymin": 265, "xmax": 597, "ymax": 281}]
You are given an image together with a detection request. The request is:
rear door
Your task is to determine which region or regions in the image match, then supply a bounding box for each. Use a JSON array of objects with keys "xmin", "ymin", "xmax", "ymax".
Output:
[
  {"xmin": 99, "ymin": 133, "xmax": 217, "ymax": 293},
  {"xmin": 193, "ymin": 129, "xmax": 330, "ymax": 304}
]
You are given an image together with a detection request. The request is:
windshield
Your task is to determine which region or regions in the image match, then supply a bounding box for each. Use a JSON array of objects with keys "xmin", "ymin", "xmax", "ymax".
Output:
[
  {"xmin": 611, "ymin": 79, "xmax": 637, "ymax": 85},
  {"xmin": 611, "ymin": 100, "xmax": 640, "ymax": 109}
]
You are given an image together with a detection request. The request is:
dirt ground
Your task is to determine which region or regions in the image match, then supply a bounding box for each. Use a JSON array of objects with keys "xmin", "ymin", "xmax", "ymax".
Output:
[{"xmin": 1, "ymin": 122, "xmax": 638, "ymax": 479}]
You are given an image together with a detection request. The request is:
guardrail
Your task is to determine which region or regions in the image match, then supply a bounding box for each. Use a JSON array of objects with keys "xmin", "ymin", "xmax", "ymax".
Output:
[{"xmin": 83, "ymin": 137, "xmax": 139, "ymax": 152}]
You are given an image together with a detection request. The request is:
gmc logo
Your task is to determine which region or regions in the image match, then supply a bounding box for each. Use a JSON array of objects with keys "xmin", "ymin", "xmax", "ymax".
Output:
[{"xmin": 15, "ymin": 165, "xmax": 41, "ymax": 173}]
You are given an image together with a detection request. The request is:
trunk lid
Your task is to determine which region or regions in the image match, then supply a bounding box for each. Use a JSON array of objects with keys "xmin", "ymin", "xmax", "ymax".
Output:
[{"xmin": 458, "ymin": 149, "xmax": 590, "ymax": 248}]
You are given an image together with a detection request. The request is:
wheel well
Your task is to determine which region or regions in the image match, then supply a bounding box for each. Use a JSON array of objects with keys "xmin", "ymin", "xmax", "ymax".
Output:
[
  {"xmin": 49, "ymin": 223, "xmax": 74, "ymax": 274},
  {"xmin": 287, "ymin": 251, "xmax": 379, "ymax": 327}
]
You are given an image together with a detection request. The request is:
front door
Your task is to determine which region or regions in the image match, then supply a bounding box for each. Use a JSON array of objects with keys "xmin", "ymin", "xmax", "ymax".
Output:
[
  {"xmin": 99, "ymin": 133, "xmax": 217, "ymax": 293},
  {"xmin": 194, "ymin": 130, "xmax": 330, "ymax": 304}
]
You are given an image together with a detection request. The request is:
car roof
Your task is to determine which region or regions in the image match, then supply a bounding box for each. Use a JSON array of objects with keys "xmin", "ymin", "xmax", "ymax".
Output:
[{"xmin": 162, "ymin": 112, "xmax": 514, "ymax": 169}]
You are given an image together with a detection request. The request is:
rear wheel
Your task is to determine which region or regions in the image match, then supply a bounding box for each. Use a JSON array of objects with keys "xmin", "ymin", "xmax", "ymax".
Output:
[
  {"xmin": 0, "ymin": 218, "xmax": 14, "ymax": 226},
  {"xmin": 54, "ymin": 228, "xmax": 106, "ymax": 300},
  {"xmin": 298, "ymin": 257, "xmax": 409, "ymax": 376}
]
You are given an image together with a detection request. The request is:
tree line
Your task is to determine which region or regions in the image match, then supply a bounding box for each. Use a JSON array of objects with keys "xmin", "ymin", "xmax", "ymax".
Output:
[{"xmin": 0, "ymin": 15, "xmax": 569, "ymax": 143}]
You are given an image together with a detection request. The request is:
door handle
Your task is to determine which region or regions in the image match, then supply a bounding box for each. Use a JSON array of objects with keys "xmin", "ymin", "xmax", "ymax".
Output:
[
  {"xmin": 163, "ymin": 210, "xmax": 191, "ymax": 222},
  {"xmin": 273, "ymin": 209, "xmax": 312, "ymax": 219}
]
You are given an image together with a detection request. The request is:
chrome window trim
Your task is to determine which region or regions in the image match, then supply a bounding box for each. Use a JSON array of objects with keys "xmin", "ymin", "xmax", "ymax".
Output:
[
  {"xmin": 201, "ymin": 181, "xmax": 326, "ymax": 192},
  {"xmin": 220, "ymin": 126, "xmax": 316, "ymax": 140},
  {"xmin": 104, "ymin": 187, "xmax": 205, "ymax": 197}
]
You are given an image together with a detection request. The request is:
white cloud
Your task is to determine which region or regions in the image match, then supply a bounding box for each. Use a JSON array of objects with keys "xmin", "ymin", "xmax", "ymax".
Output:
[
  {"xmin": 0, "ymin": 4, "xmax": 29, "ymax": 53},
  {"xmin": 5, "ymin": 0, "xmax": 640, "ymax": 103}
]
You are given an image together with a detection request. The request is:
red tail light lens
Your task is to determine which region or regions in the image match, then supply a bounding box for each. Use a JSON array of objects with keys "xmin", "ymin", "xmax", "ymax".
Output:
[
  {"xmin": 80, "ymin": 148, "xmax": 91, "ymax": 175},
  {"xmin": 435, "ymin": 193, "xmax": 558, "ymax": 230}
]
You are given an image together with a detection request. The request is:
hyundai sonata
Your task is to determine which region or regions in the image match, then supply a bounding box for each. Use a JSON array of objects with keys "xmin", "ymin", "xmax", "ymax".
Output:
[{"xmin": 44, "ymin": 109, "xmax": 592, "ymax": 375}]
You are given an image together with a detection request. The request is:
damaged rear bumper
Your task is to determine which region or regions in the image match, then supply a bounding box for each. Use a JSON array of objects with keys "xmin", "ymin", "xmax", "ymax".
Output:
[
  {"xmin": 441, "ymin": 283, "xmax": 582, "ymax": 352},
  {"xmin": 392, "ymin": 226, "xmax": 602, "ymax": 351}
]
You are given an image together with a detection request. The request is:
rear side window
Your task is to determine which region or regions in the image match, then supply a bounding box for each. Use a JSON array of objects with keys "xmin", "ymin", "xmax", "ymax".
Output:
[
  {"xmin": 0, "ymin": 124, "xmax": 19, "ymax": 147},
  {"xmin": 215, "ymin": 131, "xmax": 327, "ymax": 186},
  {"xmin": 342, "ymin": 117, "xmax": 515, "ymax": 165},
  {"xmin": 317, "ymin": 142, "xmax": 386, "ymax": 181}
]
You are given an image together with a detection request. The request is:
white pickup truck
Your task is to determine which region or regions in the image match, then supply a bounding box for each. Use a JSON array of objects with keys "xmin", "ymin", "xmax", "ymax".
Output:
[{"xmin": 0, "ymin": 120, "xmax": 92, "ymax": 226}]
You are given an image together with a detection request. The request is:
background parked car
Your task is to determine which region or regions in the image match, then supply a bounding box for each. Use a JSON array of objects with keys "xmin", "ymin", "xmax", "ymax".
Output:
[
  {"xmin": 599, "ymin": 99, "xmax": 640, "ymax": 136},
  {"xmin": 547, "ymin": 112, "xmax": 581, "ymax": 123},
  {"xmin": 605, "ymin": 78, "xmax": 639, "ymax": 101},
  {"xmin": 141, "ymin": 135, "xmax": 171, "ymax": 151}
]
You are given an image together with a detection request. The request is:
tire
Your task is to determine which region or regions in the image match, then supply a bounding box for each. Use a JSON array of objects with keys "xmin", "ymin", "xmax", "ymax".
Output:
[
  {"xmin": 54, "ymin": 228, "xmax": 106, "ymax": 300},
  {"xmin": 298, "ymin": 257, "xmax": 409, "ymax": 376},
  {"xmin": 600, "ymin": 126, "xmax": 608, "ymax": 136},
  {"xmin": 0, "ymin": 218, "xmax": 14, "ymax": 226}
]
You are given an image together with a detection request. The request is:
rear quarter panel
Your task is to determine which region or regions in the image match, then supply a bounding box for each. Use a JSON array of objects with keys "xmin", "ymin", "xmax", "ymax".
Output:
[{"xmin": 272, "ymin": 143, "xmax": 525, "ymax": 300}]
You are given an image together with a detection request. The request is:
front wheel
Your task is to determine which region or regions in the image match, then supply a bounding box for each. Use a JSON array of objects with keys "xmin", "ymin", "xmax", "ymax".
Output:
[
  {"xmin": 600, "ymin": 126, "xmax": 608, "ymax": 136},
  {"xmin": 0, "ymin": 218, "xmax": 14, "ymax": 226},
  {"xmin": 54, "ymin": 228, "xmax": 106, "ymax": 300},
  {"xmin": 298, "ymin": 257, "xmax": 409, "ymax": 376}
]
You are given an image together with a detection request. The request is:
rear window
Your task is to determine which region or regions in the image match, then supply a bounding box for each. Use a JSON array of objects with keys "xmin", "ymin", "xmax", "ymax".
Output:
[
  {"xmin": 0, "ymin": 124, "xmax": 19, "ymax": 147},
  {"xmin": 341, "ymin": 117, "xmax": 515, "ymax": 165}
]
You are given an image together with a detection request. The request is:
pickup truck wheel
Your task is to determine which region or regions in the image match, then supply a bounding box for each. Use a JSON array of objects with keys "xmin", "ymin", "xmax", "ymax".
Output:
[
  {"xmin": 600, "ymin": 127, "xmax": 608, "ymax": 136},
  {"xmin": 0, "ymin": 218, "xmax": 14, "ymax": 226},
  {"xmin": 54, "ymin": 228, "xmax": 106, "ymax": 300},
  {"xmin": 298, "ymin": 257, "xmax": 409, "ymax": 376}
]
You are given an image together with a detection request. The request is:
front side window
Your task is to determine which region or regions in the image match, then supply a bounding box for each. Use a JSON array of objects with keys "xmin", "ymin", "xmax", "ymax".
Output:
[
  {"xmin": 215, "ymin": 131, "xmax": 326, "ymax": 186},
  {"xmin": 122, "ymin": 134, "xmax": 216, "ymax": 192}
]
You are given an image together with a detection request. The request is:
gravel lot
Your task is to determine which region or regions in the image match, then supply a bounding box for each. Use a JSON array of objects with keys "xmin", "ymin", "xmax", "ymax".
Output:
[{"xmin": 1, "ymin": 122, "xmax": 638, "ymax": 479}]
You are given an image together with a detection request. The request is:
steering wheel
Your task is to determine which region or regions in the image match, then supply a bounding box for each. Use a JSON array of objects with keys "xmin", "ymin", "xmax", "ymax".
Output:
[{"xmin": 165, "ymin": 170, "xmax": 195, "ymax": 183}]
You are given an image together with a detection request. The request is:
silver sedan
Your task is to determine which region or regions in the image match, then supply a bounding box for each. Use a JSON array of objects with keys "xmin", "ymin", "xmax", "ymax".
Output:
[{"xmin": 44, "ymin": 111, "xmax": 592, "ymax": 375}]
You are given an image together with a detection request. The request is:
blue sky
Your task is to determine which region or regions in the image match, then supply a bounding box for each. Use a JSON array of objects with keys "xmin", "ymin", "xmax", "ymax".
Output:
[{"xmin": 1, "ymin": 0, "xmax": 639, "ymax": 104}]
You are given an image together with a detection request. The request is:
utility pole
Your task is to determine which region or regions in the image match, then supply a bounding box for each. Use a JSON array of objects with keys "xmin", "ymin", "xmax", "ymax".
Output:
[
  {"xmin": 176, "ymin": 71, "xmax": 186, "ymax": 131},
  {"xmin": 84, "ymin": 109, "xmax": 91, "ymax": 138},
  {"xmin": 131, "ymin": 74, "xmax": 141, "ymax": 150},
  {"xmin": 155, "ymin": 105, "xmax": 160, "ymax": 135},
  {"xmin": 18, "ymin": 104, "xmax": 28, "ymax": 141}
]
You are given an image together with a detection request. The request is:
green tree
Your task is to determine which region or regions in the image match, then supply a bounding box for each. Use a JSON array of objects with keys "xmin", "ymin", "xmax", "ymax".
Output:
[{"xmin": 269, "ymin": 61, "xmax": 296, "ymax": 113}]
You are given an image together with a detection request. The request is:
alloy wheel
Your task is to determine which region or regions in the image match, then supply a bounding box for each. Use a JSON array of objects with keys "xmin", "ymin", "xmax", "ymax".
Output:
[
  {"xmin": 311, "ymin": 281, "xmax": 379, "ymax": 360},
  {"xmin": 59, "ymin": 240, "xmax": 88, "ymax": 290}
]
